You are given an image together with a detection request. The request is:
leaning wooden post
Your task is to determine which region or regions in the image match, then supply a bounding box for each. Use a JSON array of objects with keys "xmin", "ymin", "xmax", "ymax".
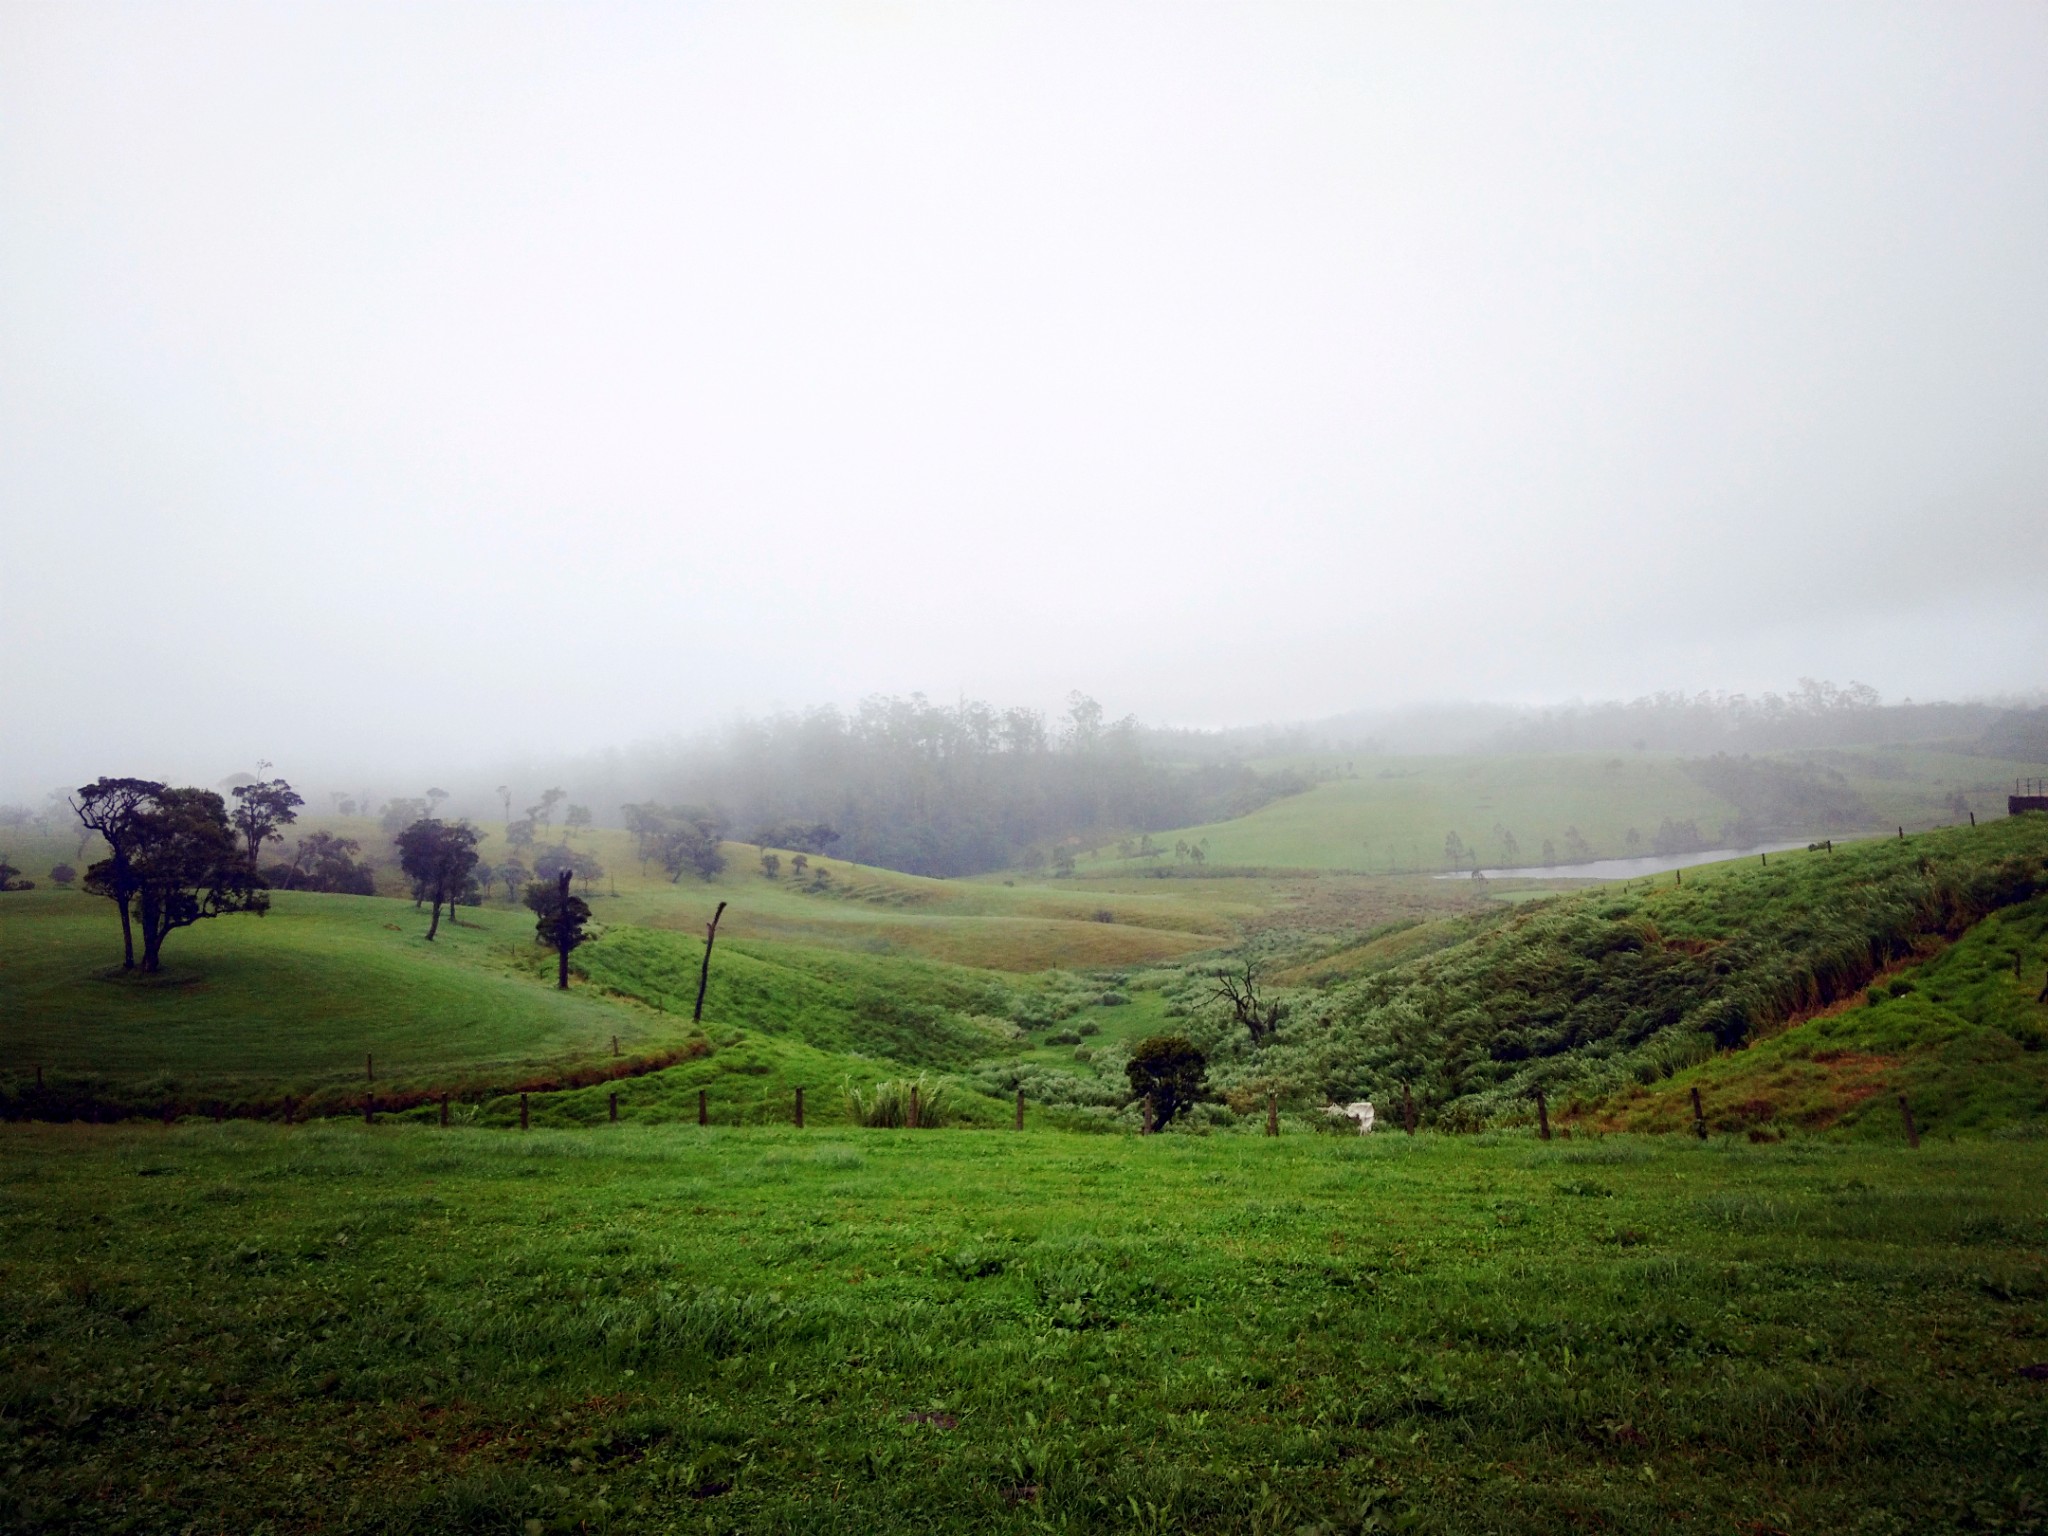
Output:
[
  {"xmin": 519, "ymin": 1093, "xmax": 529, "ymax": 1131},
  {"xmin": 1014, "ymin": 1087, "xmax": 1025, "ymax": 1130},
  {"xmin": 609, "ymin": 1091, "xmax": 619, "ymax": 1123},
  {"xmin": 693, "ymin": 900, "xmax": 728, "ymax": 1023},
  {"xmin": 794, "ymin": 1086, "xmax": 804, "ymax": 1128},
  {"xmin": 1535, "ymin": 1087, "xmax": 1550, "ymax": 1141},
  {"xmin": 907, "ymin": 1084, "xmax": 920, "ymax": 1130},
  {"xmin": 1897, "ymin": 1093, "xmax": 1919, "ymax": 1148},
  {"xmin": 1690, "ymin": 1085, "xmax": 1707, "ymax": 1140},
  {"xmin": 1402, "ymin": 1083, "xmax": 1416, "ymax": 1135},
  {"xmin": 698, "ymin": 1088, "xmax": 708, "ymax": 1126},
  {"xmin": 1266, "ymin": 1093, "xmax": 1279, "ymax": 1137}
]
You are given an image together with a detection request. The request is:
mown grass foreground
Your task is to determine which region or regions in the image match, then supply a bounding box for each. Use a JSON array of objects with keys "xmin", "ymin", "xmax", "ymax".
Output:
[{"xmin": 4, "ymin": 1125, "xmax": 2044, "ymax": 1534}]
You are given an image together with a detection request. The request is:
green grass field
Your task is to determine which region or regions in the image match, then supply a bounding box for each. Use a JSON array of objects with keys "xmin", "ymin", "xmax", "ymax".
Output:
[
  {"xmin": 9, "ymin": 781, "xmax": 2048, "ymax": 1531},
  {"xmin": 1075, "ymin": 749, "xmax": 2048, "ymax": 875},
  {"xmin": 3, "ymin": 1123, "xmax": 2044, "ymax": 1534}
]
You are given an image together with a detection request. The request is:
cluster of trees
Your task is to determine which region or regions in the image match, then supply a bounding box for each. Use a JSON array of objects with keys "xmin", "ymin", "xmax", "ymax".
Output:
[
  {"xmin": 546, "ymin": 693, "xmax": 1307, "ymax": 879},
  {"xmin": 1678, "ymin": 754, "xmax": 1873, "ymax": 841},
  {"xmin": 622, "ymin": 803, "xmax": 729, "ymax": 882},
  {"xmin": 265, "ymin": 830, "xmax": 376, "ymax": 894}
]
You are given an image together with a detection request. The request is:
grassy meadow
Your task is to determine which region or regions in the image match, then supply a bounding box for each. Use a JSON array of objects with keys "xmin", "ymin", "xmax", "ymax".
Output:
[
  {"xmin": 7, "ymin": 776, "xmax": 2048, "ymax": 1532},
  {"xmin": 1077, "ymin": 747, "xmax": 2048, "ymax": 874},
  {"xmin": 4, "ymin": 1123, "xmax": 2045, "ymax": 1534}
]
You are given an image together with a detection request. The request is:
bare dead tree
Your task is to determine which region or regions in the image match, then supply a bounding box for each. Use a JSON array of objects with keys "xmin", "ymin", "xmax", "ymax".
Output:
[
  {"xmin": 694, "ymin": 900, "xmax": 728, "ymax": 1023},
  {"xmin": 1211, "ymin": 959, "xmax": 1284, "ymax": 1047}
]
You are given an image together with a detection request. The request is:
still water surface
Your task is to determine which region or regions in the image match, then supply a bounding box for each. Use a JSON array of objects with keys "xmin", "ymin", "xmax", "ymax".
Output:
[{"xmin": 1434, "ymin": 838, "xmax": 1821, "ymax": 882}]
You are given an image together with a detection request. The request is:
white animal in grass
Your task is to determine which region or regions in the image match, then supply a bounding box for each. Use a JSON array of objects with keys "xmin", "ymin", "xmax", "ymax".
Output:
[{"xmin": 1323, "ymin": 1100, "xmax": 1375, "ymax": 1134}]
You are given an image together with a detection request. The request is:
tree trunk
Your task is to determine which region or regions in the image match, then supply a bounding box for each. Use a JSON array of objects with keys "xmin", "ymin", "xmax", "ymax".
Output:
[
  {"xmin": 693, "ymin": 901, "xmax": 728, "ymax": 1022},
  {"xmin": 426, "ymin": 893, "xmax": 442, "ymax": 941},
  {"xmin": 556, "ymin": 869, "xmax": 573, "ymax": 989},
  {"xmin": 117, "ymin": 895, "xmax": 135, "ymax": 970}
]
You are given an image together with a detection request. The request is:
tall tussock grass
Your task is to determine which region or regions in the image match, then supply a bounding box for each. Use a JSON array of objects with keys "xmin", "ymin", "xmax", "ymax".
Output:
[{"xmin": 843, "ymin": 1073, "xmax": 952, "ymax": 1128}]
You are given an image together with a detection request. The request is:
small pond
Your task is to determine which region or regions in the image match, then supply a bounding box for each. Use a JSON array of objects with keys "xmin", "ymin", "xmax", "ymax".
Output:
[{"xmin": 1434, "ymin": 838, "xmax": 1823, "ymax": 883}]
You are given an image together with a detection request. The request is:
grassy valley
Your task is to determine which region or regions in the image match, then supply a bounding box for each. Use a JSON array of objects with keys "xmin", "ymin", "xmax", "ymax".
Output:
[{"xmin": 6, "ymin": 755, "xmax": 2048, "ymax": 1533}]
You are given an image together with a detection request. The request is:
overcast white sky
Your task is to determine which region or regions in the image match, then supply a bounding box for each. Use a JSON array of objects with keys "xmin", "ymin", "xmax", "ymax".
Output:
[{"xmin": 3, "ymin": 1, "xmax": 2045, "ymax": 793}]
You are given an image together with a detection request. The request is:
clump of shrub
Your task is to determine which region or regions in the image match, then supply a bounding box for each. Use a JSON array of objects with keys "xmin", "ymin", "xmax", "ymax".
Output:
[
  {"xmin": 843, "ymin": 1074, "xmax": 950, "ymax": 1128},
  {"xmin": 1126, "ymin": 1034, "xmax": 1208, "ymax": 1131},
  {"xmin": 1046, "ymin": 1029, "xmax": 1082, "ymax": 1047},
  {"xmin": 48, "ymin": 863, "xmax": 76, "ymax": 887},
  {"xmin": 1076, "ymin": 1021, "xmax": 1101, "ymax": 1037},
  {"xmin": 1097, "ymin": 991, "xmax": 1128, "ymax": 1007},
  {"xmin": 1072, "ymin": 1046, "xmax": 1094, "ymax": 1063}
]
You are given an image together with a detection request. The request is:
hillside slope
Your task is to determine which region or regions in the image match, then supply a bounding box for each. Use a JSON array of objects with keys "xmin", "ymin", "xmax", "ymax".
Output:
[{"xmin": 1189, "ymin": 816, "xmax": 2048, "ymax": 1131}]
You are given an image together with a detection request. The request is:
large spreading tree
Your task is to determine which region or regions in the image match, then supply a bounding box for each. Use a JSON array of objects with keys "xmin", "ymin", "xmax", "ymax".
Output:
[
  {"xmin": 114, "ymin": 794, "xmax": 266, "ymax": 974},
  {"xmin": 394, "ymin": 818, "xmax": 482, "ymax": 941}
]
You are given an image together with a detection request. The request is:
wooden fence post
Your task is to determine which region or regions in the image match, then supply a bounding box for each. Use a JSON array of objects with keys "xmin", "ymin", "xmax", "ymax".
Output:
[
  {"xmin": 34, "ymin": 1064, "xmax": 41, "ymax": 1089},
  {"xmin": 282, "ymin": 1095, "xmax": 293, "ymax": 1126},
  {"xmin": 698, "ymin": 1088, "xmax": 708, "ymax": 1127},
  {"xmin": 611, "ymin": 1034, "xmax": 619, "ymax": 1057},
  {"xmin": 794, "ymin": 1086, "xmax": 804, "ymax": 1128},
  {"xmin": 1402, "ymin": 1083, "xmax": 1416, "ymax": 1135},
  {"xmin": 1898, "ymin": 827, "xmax": 1905, "ymax": 841},
  {"xmin": 366, "ymin": 1053, "xmax": 373, "ymax": 1083},
  {"xmin": 520, "ymin": 1093, "xmax": 529, "ymax": 1131},
  {"xmin": 1015, "ymin": 1087, "xmax": 1025, "ymax": 1130},
  {"xmin": 907, "ymin": 1084, "xmax": 920, "ymax": 1130},
  {"xmin": 1675, "ymin": 869, "xmax": 1681, "ymax": 887},
  {"xmin": 1690, "ymin": 1086, "xmax": 1707, "ymax": 1140},
  {"xmin": 1535, "ymin": 1087, "xmax": 1550, "ymax": 1141},
  {"xmin": 1267, "ymin": 1093, "xmax": 1279, "ymax": 1137},
  {"xmin": 439, "ymin": 1094, "xmax": 449, "ymax": 1127},
  {"xmin": 609, "ymin": 1091, "xmax": 619, "ymax": 1123},
  {"xmin": 1897, "ymin": 1093, "xmax": 1919, "ymax": 1148},
  {"xmin": 364, "ymin": 1094, "xmax": 374, "ymax": 1125},
  {"xmin": 162, "ymin": 1100, "xmax": 173, "ymax": 1126}
]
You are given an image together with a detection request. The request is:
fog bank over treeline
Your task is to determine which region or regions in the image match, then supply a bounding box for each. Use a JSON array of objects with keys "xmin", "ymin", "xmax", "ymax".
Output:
[
  {"xmin": 1241, "ymin": 682, "xmax": 2048, "ymax": 759},
  {"xmin": 457, "ymin": 684, "xmax": 2048, "ymax": 877},
  {"xmin": 10, "ymin": 685, "xmax": 2045, "ymax": 883}
]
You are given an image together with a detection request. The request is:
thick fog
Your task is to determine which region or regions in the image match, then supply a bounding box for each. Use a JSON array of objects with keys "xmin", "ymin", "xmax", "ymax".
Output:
[{"xmin": 3, "ymin": 2, "xmax": 2045, "ymax": 797}]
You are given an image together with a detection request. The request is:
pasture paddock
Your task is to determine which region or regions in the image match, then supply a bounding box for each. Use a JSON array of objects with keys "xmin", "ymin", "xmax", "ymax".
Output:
[{"xmin": 2, "ymin": 1123, "xmax": 2043, "ymax": 1533}]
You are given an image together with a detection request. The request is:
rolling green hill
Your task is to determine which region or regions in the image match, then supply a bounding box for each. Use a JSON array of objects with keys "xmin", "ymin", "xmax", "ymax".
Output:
[
  {"xmin": 1190, "ymin": 815, "xmax": 2048, "ymax": 1134},
  {"xmin": 1077, "ymin": 746, "xmax": 2048, "ymax": 874}
]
